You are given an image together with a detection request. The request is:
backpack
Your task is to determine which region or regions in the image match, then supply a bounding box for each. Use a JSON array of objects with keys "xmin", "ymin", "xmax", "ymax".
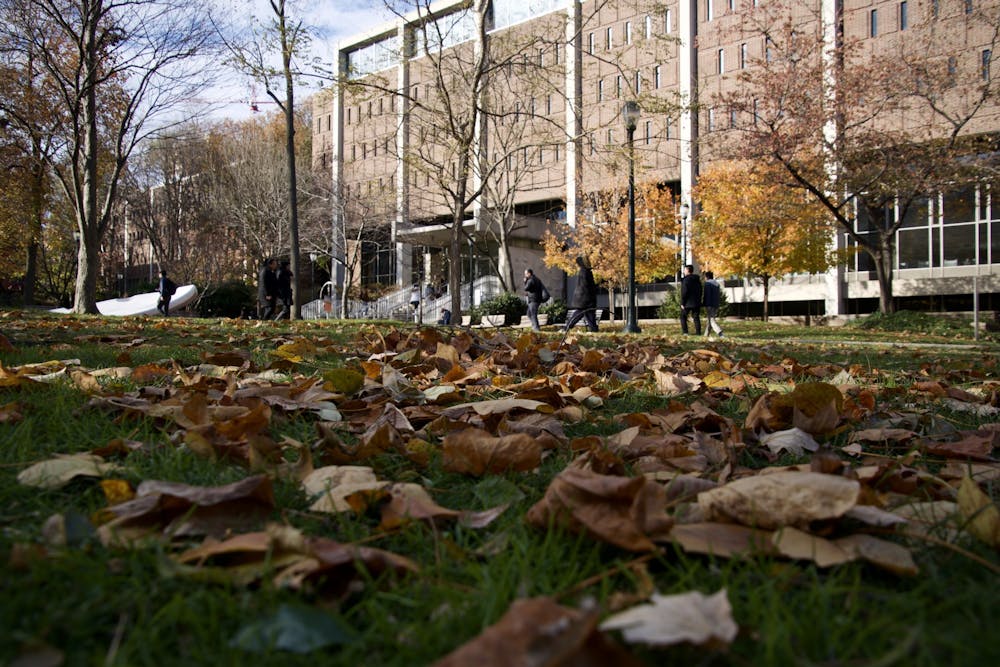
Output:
[
  {"xmin": 540, "ymin": 285, "xmax": 550, "ymax": 303},
  {"xmin": 164, "ymin": 278, "xmax": 177, "ymax": 296}
]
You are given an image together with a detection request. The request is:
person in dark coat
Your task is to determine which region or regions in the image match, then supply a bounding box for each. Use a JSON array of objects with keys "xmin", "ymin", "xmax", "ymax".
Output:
[
  {"xmin": 564, "ymin": 255, "xmax": 599, "ymax": 332},
  {"xmin": 523, "ymin": 268, "xmax": 545, "ymax": 332},
  {"xmin": 680, "ymin": 264, "xmax": 702, "ymax": 335},
  {"xmin": 702, "ymin": 270, "xmax": 724, "ymax": 337},
  {"xmin": 258, "ymin": 258, "xmax": 279, "ymax": 320},
  {"xmin": 157, "ymin": 269, "xmax": 176, "ymax": 316},
  {"xmin": 275, "ymin": 260, "xmax": 293, "ymax": 320}
]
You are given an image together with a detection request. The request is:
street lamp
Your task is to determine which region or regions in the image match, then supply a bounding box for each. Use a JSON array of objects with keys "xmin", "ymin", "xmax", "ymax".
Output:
[
  {"xmin": 309, "ymin": 252, "xmax": 317, "ymax": 316},
  {"xmin": 622, "ymin": 101, "xmax": 641, "ymax": 333}
]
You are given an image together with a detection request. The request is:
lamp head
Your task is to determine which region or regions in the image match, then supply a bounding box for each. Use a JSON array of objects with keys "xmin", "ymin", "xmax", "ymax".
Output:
[
  {"xmin": 679, "ymin": 202, "xmax": 690, "ymax": 218},
  {"xmin": 622, "ymin": 101, "xmax": 640, "ymax": 131}
]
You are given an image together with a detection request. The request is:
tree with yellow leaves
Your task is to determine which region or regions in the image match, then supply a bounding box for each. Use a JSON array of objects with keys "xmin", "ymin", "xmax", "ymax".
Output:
[
  {"xmin": 542, "ymin": 183, "xmax": 680, "ymax": 320},
  {"xmin": 692, "ymin": 161, "xmax": 836, "ymax": 321}
]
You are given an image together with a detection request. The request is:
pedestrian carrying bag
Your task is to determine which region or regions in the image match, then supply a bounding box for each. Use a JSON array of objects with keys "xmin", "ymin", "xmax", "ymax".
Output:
[
  {"xmin": 540, "ymin": 285, "xmax": 550, "ymax": 303},
  {"xmin": 164, "ymin": 279, "xmax": 177, "ymax": 296}
]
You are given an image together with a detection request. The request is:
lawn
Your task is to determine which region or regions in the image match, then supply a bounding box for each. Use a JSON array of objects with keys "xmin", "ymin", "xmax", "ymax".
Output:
[{"xmin": 1, "ymin": 311, "xmax": 998, "ymax": 666}]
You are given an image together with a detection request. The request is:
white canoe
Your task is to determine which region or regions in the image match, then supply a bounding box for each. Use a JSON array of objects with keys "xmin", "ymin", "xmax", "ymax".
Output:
[{"xmin": 51, "ymin": 284, "xmax": 199, "ymax": 316}]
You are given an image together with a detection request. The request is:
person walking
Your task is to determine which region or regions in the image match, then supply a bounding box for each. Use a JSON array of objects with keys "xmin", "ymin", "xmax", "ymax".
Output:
[
  {"xmin": 275, "ymin": 260, "xmax": 293, "ymax": 320},
  {"xmin": 258, "ymin": 258, "xmax": 279, "ymax": 320},
  {"xmin": 564, "ymin": 255, "xmax": 599, "ymax": 332},
  {"xmin": 680, "ymin": 264, "xmax": 702, "ymax": 335},
  {"xmin": 523, "ymin": 268, "xmax": 546, "ymax": 332},
  {"xmin": 703, "ymin": 270, "xmax": 724, "ymax": 338},
  {"xmin": 157, "ymin": 270, "xmax": 176, "ymax": 316}
]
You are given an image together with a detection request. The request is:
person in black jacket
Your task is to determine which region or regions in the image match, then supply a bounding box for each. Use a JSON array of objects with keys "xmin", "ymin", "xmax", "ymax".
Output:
[
  {"xmin": 702, "ymin": 270, "xmax": 724, "ymax": 337},
  {"xmin": 275, "ymin": 260, "xmax": 293, "ymax": 320},
  {"xmin": 523, "ymin": 268, "xmax": 545, "ymax": 332},
  {"xmin": 564, "ymin": 255, "xmax": 599, "ymax": 332},
  {"xmin": 258, "ymin": 258, "xmax": 279, "ymax": 320},
  {"xmin": 157, "ymin": 270, "xmax": 176, "ymax": 316},
  {"xmin": 680, "ymin": 264, "xmax": 702, "ymax": 335}
]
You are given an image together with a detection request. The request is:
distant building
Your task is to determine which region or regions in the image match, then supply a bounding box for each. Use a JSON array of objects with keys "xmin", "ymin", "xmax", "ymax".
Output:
[{"xmin": 313, "ymin": 0, "xmax": 1000, "ymax": 317}]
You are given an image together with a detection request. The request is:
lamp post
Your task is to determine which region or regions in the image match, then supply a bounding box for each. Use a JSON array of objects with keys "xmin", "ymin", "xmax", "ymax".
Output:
[
  {"xmin": 678, "ymin": 201, "xmax": 690, "ymax": 278},
  {"xmin": 622, "ymin": 101, "xmax": 641, "ymax": 333},
  {"xmin": 308, "ymin": 252, "xmax": 317, "ymax": 316}
]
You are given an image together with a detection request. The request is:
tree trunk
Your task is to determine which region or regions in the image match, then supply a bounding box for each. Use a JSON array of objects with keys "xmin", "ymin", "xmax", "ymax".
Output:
[
  {"xmin": 873, "ymin": 243, "xmax": 895, "ymax": 314},
  {"xmin": 762, "ymin": 275, "xmax": 770, "ymax": 322},
  {"xmin": 279, "ymin": 2, "xmax": 301, "ymax": 320}
]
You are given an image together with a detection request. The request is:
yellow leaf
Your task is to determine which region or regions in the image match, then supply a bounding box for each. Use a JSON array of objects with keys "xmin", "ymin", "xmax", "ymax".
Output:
[
  {"xmin": 322, "ymin": 368, "xmax": 364, "ymax": 395},
  {"xmin": 100, "ymin": 479, "xmax": 135, "ymax": 505},
  {"xmin": 957, "ymin": 476, "xmax": 1000, "ymax": 550}
]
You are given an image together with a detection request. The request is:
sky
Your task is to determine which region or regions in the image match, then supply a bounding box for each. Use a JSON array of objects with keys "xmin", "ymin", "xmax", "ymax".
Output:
[{"xmin": 206, "ymin": 0, "xmax": 398, "ymax": 120}]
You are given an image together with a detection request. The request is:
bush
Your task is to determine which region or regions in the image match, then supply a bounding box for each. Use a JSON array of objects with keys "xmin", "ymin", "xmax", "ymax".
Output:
[
  {"xmin": 195, "ymin": 281, "xmax": 256, "ymax": 318},
  {"xmin": 540, "ymin": 298, "xmax": 568, "ymax": 324},
  {"xmin": 850, "ymin": 310, "xmax": 972, "ymax": 336},
  {"xmin": 656, "ymin": 284, "xmax": 729, "ymax": 319},
  {"xmin": 480, "ymin": 292, "xmax": 527, "ymax": 325}
]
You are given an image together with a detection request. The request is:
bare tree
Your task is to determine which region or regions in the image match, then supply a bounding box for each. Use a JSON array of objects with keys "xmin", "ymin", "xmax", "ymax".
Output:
[{"xmin": 1, "ymin": 0, "xmax": 221, "ymax": 313}]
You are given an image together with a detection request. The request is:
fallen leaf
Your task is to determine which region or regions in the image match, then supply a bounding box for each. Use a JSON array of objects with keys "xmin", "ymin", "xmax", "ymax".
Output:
[
  {"xmin": 957, "ymin": 476, "xmax": 1000, "ymax": 549},
  {"xmin": 442, "ymin": 428, "xmax": 542, "ymax": 475},
  {"xmin": 600, "ymin": 589, "xmax": 738, "ymax": 647},
  {"xmin": 17, "ymin": 453, "xmax": 122, "ymax": 489},
  {"xmin": 759, "ymin": 427, "xmax": 820, "ymax": 457},
  {"xmin": 228, "ymin": 603, "xmax": 355, "ymax": 653}
]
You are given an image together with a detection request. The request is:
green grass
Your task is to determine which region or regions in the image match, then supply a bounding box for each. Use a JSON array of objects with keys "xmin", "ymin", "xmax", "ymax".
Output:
[{"xmin": 1, "ymin": 312, "xmax": 998, "ymax": 666}]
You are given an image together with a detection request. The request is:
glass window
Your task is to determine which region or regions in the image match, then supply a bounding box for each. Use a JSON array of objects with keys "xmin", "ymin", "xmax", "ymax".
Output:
[
  {"xmin": 870, "ymin": 9, "xmax": 878, "ymax": 38},
  {"xmin": 901, "ymin": 197, "xmax": 928, "ymax": 228},
  {"xmin": 740, "ymin": 43, "xmax": 748, "ymax": 69},
  {"xmin": 706, "ymin": 0, "xmax": 713, "ymax": 22},
  {"xmin": 635, "ymin": 71, "xmax": 642, "ymax": 93},
  {"xmin": 598, "ymin": 79, "xmax": 604, "ymax": 101},
  {"xmin": 654, "ymin": 65, "xmax": 661, "ymax": 88},
  {"xmin": 898, "ymin": 228, "xmax": 929, "ymax": 269},
  {"xmin": 966, "ymin": 0, "xmax": 974, "ymax": 15},
  {"xmin": 944, "ymin": 187, "xmax": 976, "ymax": 224},
  {"xmin": 943, "ymin": 224, "xmax": 976, "ymax": 265},
  {"xmin": 588, "ymin": 32, "xmax": 594, "ymax": 54},
  {"xmin": 645, "ymin": 120, "xmax": 652, "ymax": 144},
  {"xmin": 645, "ymin": 15, "xmax": 652, "ymax": 39},
  {"xmin": 900, "ymin": 2, "xmax": 908, "ymax": 30},
  {"xmin": 718, "ymin": 48, "xmax": 725, "ymax": 74},
  {"xmin": 665, "ymin": 9, "xmax": 672, "ymax": 33},
  {"xmin": 625, "ymin": 21, "xmax": 632, "ymax": 45},
  {"xmin": 983, "ymin": 50, "xmax": 992, "ymax": 81},
  {"xmin": 606, "ymin": 27, "xmax": 613, "ymax": 50}
]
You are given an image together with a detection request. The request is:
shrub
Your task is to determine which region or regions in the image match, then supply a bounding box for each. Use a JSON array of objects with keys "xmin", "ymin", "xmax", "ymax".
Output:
[
  {"xmin": 480, "ymin": 292, "xmax": 527, "ymax": 325},
  {"xmin": 540, "ymin": 298, "xmax": 568, "ymax": 324},
  {"xmin": 195, "ymin": 281, "xmax": 256, "ymax": 318},
  {"xmin": 850, "ymin": 310, "xmax": 972, "ymax": 336}
]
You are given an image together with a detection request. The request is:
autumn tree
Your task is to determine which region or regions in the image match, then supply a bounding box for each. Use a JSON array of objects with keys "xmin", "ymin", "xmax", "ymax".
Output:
[
  {"xmin": 0, "ymin": 0, "xmax": 220, "ymax": 313},
  {"xmin": 542, "ymin": 183, "xmax": 679, "ymax": 320},
  {"xmin": 692, "ymin": 160, "xmax": 837, "ymax": 320},
  {"xmin": 707, "ymin": 1, "xmax": 1000, "ymax": 313}
]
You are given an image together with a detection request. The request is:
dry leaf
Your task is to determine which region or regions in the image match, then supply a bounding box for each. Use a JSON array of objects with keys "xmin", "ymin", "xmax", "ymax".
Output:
[
  {"xmin": 442, "ymin": 429, "xmax": 542, "ymax": 475},
  {"xmin": 957, "ymin": 476, "xmax": 1000, "ymax": 549},
  {"xmin": 600, "ymin": 589, "xmax": 738, "ymax": 647},
  {"xmin": 698, "ymin": 471, "xmax": 860, "ymax": 530},
  {"xmin": 17, "ymin": 453, "xmax": 122, "ymax": 489}
]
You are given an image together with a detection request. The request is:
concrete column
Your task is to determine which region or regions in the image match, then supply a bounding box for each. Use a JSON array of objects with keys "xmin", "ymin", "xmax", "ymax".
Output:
[
  {"xmin": 821, "ymin": 0, "xmax": 846, "ymax": 315},
  {"xmin": 565, "ymin": 0, "xmax": 583, "ymax": 229},
  {"xmin": 331, "ymin": 48, "xmax": 347, "ymax": 288},
  {"xmin": 395, "ymin": 22, "xmax": 412, "ymax": 287},
  {"xmin": 678, "ymin": 0, "xmax": 697, "ymax": 267}
]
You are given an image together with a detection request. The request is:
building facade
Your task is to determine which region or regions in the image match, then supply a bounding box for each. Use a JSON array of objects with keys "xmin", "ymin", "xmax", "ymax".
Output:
[{"xmin": 313, "ymin": 0, "xmax": 1000, "ymax": 317}]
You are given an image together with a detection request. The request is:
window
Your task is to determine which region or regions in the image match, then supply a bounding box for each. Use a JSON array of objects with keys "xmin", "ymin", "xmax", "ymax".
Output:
[
  {"xmin": 983, "ymin": 49, "xmax": 992, "ymax": 81},
  {"xmin": 665, "ymin": 9, "xmax": 672, "ymax": 34},
  {"xmin": 740, "ymin": 43, "xmax": 748, "ymax": 69},
  {"xmin": 966, "ymin": 0, "xmax": 974, "ymax": 15},
  {"xmin": 932, "ymin": 0, "xmax": 939, "ymax": 19},
  {"xmin": 367, "ymin": 101, "xmax": 372, "ymax": 117},
  {"xmin": 598, "ymin": 79, "xmax": 604, "ymax": 101},
  {"xmin": 654, "ymin": 65, "xmax": 661, "ymax": 89},
  {"xmin": 645, "ymin": 15, "xmax": 652, "ymax": 39},
  {"xmin": 588, "ymin": 32, "xmax": 594, "ymax": 54},
  {"xmin": 706, "ymin": 0, "xmax": 713, "ymax": 22},
  {"xmin": 606, "ymin": 26, "xmax": 613, "ymax": 50},
  {"xmin": 765, "ymin": 37, "xmax": 774, "ymax": 63},
  {"xmin": 625, "ymin": 21, "xmax": 632, "ymax": 44},
  {"xmin": 555, "ymin": 145, "xmax": 560, "ymax": 162},
  {"xmin": 644, "ymin": 120, "xmax": 652, "ymax": 144},
  {"xmin": 708, "ymin": 108, "xmax": 716, "ymax": 131},
  {"xmin": 378, "ymin": 98, "xmax": 383, "ymax": 114},
  {"xmin": 718, "ymin": 48, "xmax": 725, "ymax": 74},
  {"xmin": 607, "ymin": 129, "xmax": 613, "ymax": 145},
  {"xmin": 729, "ymin": 0, "xmax": 734, "ymax": 9},
  {"xmin": 616, "ymin": 75, "xmax": 623, "ymax": 97},
  {"xmin": 730, "ymin": 109, "xmax": 738, "ymax": 128},
  {"xmin": 554, "ymin": 43, "xmax": 560, "ymax": 63},
  {"xmin": 948, "ymin": 56, "xmax": 957, "ymax": 78},
  {"xmin": 546, "ymin": 95, "xmax": 552, "ymax": 115},
  {"xmin": 372, "ymin": 140, "xmax": 377, "ymax": 157},
  {"xmin": 870, "ymin": 9, "xmax": 878, "ymax": 37},
  {"xmin": 538, "ymin": 48, "xmax": 544, "ymax": 66},
  {"xmin": 900, "ymin": 1, "xmax": 907, "ymax": 30},
  {"xmin": 347, "ymin": 108, "xmax": 351, "ymax": 124},
  {"xmin": 362, "ymin": 142, "xmax": 367, "ymax": 159},
  {"xmin": 665, "ymin": 121, "xmax": 672, "ymax": 139},
  {"xmin": 351, "ymin": 145, "xmax": 356, "ymax": 161}
]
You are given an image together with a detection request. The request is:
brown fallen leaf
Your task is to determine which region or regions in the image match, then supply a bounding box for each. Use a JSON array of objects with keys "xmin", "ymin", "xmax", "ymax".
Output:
[
  {"xmin": 697, "ymin": 471, "xmax": 860, "ymax": 530},
  {"xmin": 526, "ymin": 467, "xmax": 672, "ymax": 552},
  {"xmin": 772, "ymin": 527, "xmax": 853, "ymax": 568},
  {"xmin": 17, "ymin": 453, "xmax": 122, "ymax": 489},
  {"xmin": 668, "ymin": 522, "xmax": 777, "ymax": 558},
  {"xmin": 442, "ymin": 428, "xmax": 542, "ymax": 475},
  {"xmin": 433, "ymin": 597, "xmax": 644, "ymax": 667}
]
